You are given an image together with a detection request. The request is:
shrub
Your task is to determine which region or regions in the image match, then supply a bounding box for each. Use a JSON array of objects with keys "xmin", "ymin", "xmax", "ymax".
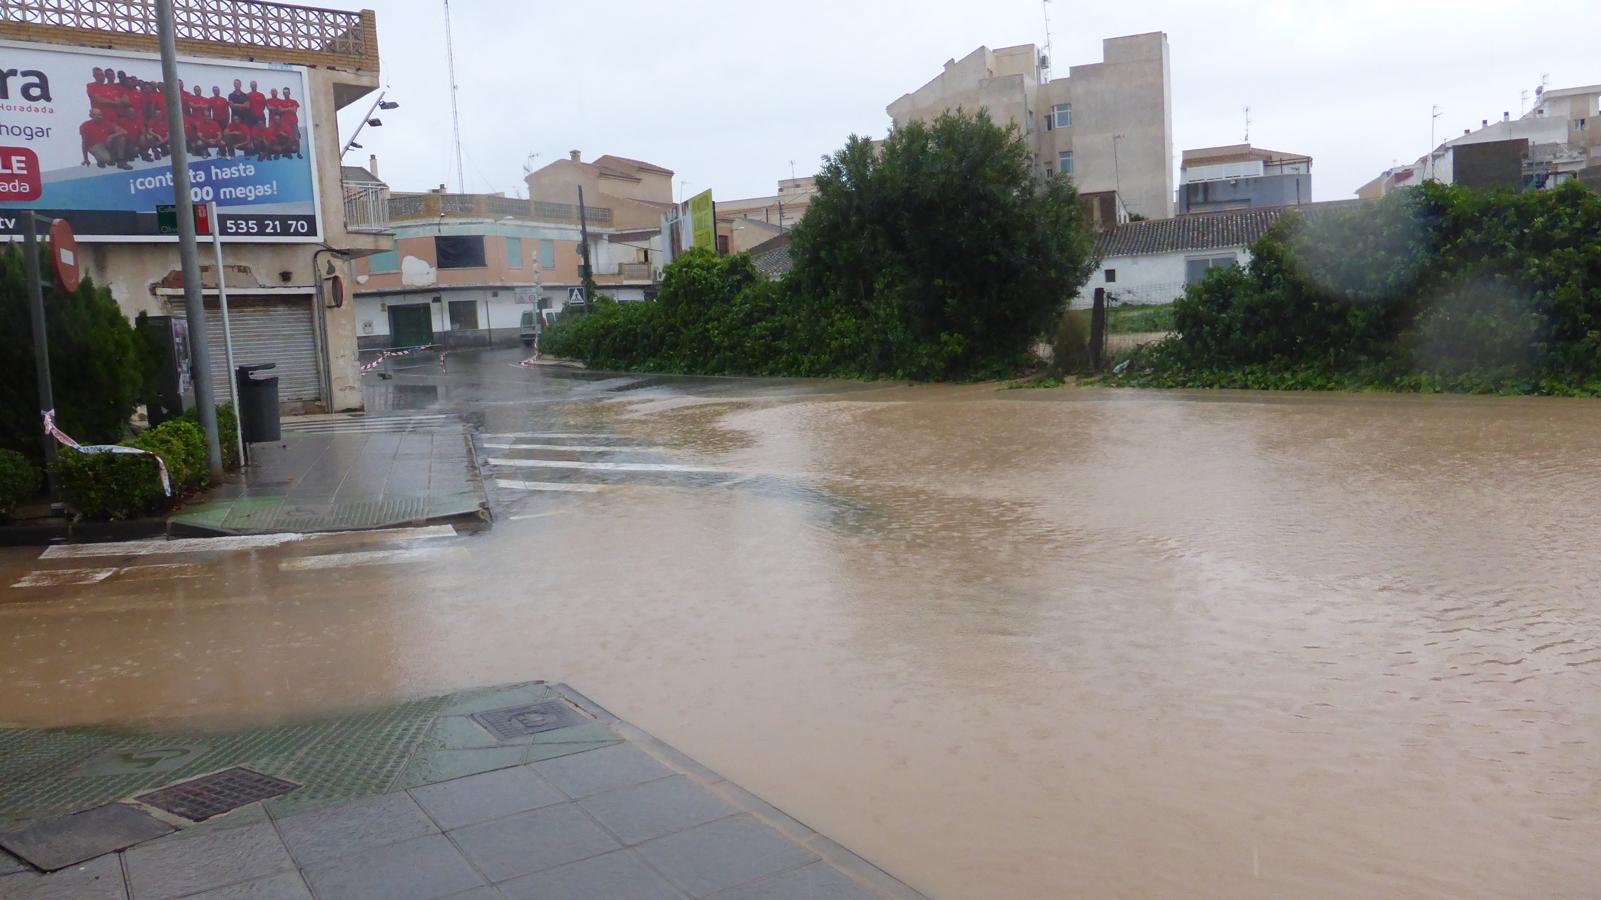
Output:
[
  {"xmin": 52, "ymin": 447, "xmax": 167, "ymax": 521},
  {"xmin": 0, "ymin": 245, "xmax": 146, "ymax": 462},
  {"xmin": 127, "ymin": 419, "xmax": 207, "ymax": 492},
  {"xmin": 0, "ymin": 448, "xmax": 41, "ymax": 519},
  {"xmin": 179, "ymin": 404, "xmax": 241, "ymax": 470}
]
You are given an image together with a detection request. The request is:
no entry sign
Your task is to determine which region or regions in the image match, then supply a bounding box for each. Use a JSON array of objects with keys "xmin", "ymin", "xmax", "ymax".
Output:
[
  {"xmin": 50, "ymin": 218, "xmax": 80, "ymax": 293},
  {"xmin": 0, "ymin": 146, "xmax": 41, "ymax": 202}
]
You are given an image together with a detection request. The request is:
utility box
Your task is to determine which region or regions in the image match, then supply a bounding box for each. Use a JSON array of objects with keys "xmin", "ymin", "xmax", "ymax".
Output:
[
  {"xmin": 236, "ymin": 364, "xmax": 281, "ymax": 443},
  {"xmin": 139, "ymin": 315, "xmax": 193, "ymax": 427}
]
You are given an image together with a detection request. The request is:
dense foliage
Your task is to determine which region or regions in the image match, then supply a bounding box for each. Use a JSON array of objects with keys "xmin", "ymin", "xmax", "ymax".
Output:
[
  {"xmin": 0, "ymin": 449, "xmax": 41, "ymax": 519},
  {"xmin": 0, "ymin": 245, "xmax": 147, "ymax": 461},
  {"xmin": 1109, "ymin": 182, "xmax": 1601, "ymax": 394},
  {"xmin": 545, "ymin": 111, "xmax": 1094, "ymax": 381},
  {"xmin": 52, "ymin": 410, "xmax": 232, "ymax": 521}
]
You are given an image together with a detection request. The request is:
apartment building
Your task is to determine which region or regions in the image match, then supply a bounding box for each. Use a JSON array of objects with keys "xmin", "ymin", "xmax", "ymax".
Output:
[
  {"xmin": 888, "ymin": 33, "xmax": 1174, "ymax": 220},
  {"xmin": 1178, "ymin": 145, "xmax": 1313, "ymax": 213},
  {"xmin": 1358, "ymin": 83, "xmax": 1601, "ymax": 198},
  {"xmin": 0, "ymin": 0, "xmax": 389, "ymax": 413},
  {"xmin": 352, "ymin": 183, "xmax": 665, "ymax": 351}
]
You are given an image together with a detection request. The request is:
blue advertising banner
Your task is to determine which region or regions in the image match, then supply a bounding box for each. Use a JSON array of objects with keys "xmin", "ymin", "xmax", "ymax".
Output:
[{"xmin": 0, "ymin": 39, "xmax": 321, "ymax": 241}]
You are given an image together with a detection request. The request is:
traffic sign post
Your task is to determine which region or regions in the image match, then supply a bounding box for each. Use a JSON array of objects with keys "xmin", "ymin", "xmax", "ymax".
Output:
[
  {"xmin": 49, "ymin": 219, "xmax": 80, "ymax": 293},
  {"xmin": 21, "ymin": 212, "xmax": 60, "ymax": 510}
]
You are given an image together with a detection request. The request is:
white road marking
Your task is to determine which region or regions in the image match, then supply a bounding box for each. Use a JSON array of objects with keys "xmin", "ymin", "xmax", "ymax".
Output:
[
  {"xmin": 481, "ymin": 433, "xmax": 614, "ymax": 440},
  {"xmin": 495, "ymin": 479, "xmax": 606, "ymax": 493},
  {"xmin": 38, "ymin": 525, "xmax": 459, "ymax": 560},
  {"xmin": 509, "ymin": 511, "xmax": 571, "ymax": 520},
  {"xmin": 488, "ymin": 458, "xmax": 730, "ymax": 474},
  {"xmin": 481, "ymin": 443, "xmax": 666, "ymax": 453},
  {"xmin": 41, "ymin": 533, "xmax": 309, "ymax": 560},
  {"xmin": 279, "ymin": 547, "xmax": 448, "ymax": 571},
  {"xmin": 11, "ymin": 568, "xmax": 118, "ymax": 588},
  {"xmin": 114, "ymin": 564, "xmax": 208, "ymax": 581}
]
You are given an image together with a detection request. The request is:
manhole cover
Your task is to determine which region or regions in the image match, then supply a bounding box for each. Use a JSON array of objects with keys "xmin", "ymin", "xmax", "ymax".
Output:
[
  {"xmin": 135, "ymin": 768, "xmax": 300, "ymax": 822},
  {"xmin": 471, "ymin": 701, "xmax": 586, "ymax": 741}
]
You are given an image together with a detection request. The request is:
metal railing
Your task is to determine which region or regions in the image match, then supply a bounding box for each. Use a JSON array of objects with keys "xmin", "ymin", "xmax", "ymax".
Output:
[
  {"xmin": 532, "ymin": 200, "xmax": 613, "ymax": 225},
  {"xmin": 343, "ymin": 181, "xmax": 388, "ymax": 234},
  {"xmin": 0, "ymin": 0, "xmax": 378, "ymax": 70},
  {"xmin": 618, "ymin": 262, "xmax": 652, "ymax": 281}
]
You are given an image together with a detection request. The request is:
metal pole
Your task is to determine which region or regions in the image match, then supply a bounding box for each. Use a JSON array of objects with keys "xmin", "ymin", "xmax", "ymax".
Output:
[
  {"xmin": 577, "ymin": 186, "xmax": 595, "ymax": 300},
  {"xmin": 209, "ymin": 202, "xmax": 244, "ymax": 467},
  {"xmin": 22, "ymin": 213, "xmax": 60, "ymax": 510},
  {"xmin": 157, "ymin": 0, "xmax": 223, "ymax": 480}
]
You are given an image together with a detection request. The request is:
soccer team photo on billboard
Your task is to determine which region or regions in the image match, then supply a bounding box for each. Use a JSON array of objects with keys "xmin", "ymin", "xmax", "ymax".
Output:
[{"xmin": 0, "ymin": 39, "xmax": 320, "ymax": 240}]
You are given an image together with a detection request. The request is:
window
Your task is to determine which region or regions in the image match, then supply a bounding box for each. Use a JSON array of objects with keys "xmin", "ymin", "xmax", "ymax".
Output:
[
  {"xmin": 1185, "ymin": 255, "xmax": 1237, "ymax": 285},
  {"xmin": 1579, "ymin": 118, "xmax": 1588, "ymax": 131},
  {"xmin": 1052, "ymin": 104, "xmax": 1072, "ymax": 129},
  {"xmin": 447, "ymin": 299, "xmax": 479, "ymax": 331},
  {"xmin": 1058, "ymin": 151, "xmax": 1074, "ymax": 176},
  {"xmin": 368, "ymin": 249, "xmax": 399, "ymax": 273},
  {"xmin": 506, "ymin": 237, "xmax": 523, "ymax": 269},
  {"xmin": 1044, "ymin": 163, "xmax": 1054, "ymax": 177},
  {"xmin": 1105, "ymin": 269, "xmax": 1117, "ymax": 284},
  {"xmin": 539, "ymin": 239, "xmax": 556, "ymax": 270},
  {"xmin": 435, "ymin": 236, "xmax": 486, "ymax": 269}
]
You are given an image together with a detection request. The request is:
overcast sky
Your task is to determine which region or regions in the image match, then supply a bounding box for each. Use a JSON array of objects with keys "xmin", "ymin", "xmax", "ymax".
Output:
[{"xmin": 338, "ymin": 0, "xmax": 1599, "ymax": 205}]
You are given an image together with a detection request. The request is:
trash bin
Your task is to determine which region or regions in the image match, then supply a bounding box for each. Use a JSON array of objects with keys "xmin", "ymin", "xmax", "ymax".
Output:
[{"xmin": 236, "ymin": 364, "xmax": 281, "ymax": 443}]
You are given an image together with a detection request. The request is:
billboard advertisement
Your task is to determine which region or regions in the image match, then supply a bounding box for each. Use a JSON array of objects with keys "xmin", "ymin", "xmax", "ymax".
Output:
[
  {"xmin": 688, "ymin": 189, "xmax": 715, "ymax": 252},
  {"xmin": 0, "ymin": 39, "xmax": 320, "ymax": 242}
]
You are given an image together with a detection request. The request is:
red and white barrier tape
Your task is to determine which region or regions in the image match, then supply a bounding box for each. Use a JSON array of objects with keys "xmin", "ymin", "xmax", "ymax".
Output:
[
  {"xmin": 44, "ymin": 410, "xmax": 172, "ymax": 496},
  {"xmin": 362, "ymin": 345, "xmax": 446, "ymax": 374}
]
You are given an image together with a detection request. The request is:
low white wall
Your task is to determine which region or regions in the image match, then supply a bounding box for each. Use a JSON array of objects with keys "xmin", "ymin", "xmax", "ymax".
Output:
[{"xmin": 1073, "ymin": 247, "xmax": 1248, "ymax": 309}]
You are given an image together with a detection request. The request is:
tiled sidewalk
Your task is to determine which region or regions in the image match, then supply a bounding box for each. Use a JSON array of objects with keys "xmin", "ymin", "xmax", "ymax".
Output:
[
  {"xmin": 0, "ymin": 685, "xmax": 923, "ymax": 900},
  {"xmin": 170, "ymin": 414, "xmax": 488, "ymax": 535}
]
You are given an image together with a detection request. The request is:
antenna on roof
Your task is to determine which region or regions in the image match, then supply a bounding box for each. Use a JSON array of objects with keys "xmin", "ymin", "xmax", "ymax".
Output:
[
  {"xmin": 1040, "ymin": 0, "xmax": 1053, "ymax": 80},
  {"xmin": 443, "ymin": 0, "xmax": 465, "ymax": 194},
  {"xmin": 1243, "ymin": 106, "xmax": 1251, "ymax": 143}
]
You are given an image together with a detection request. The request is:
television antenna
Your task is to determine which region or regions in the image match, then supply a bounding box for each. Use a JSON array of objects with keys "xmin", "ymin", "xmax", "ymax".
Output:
[
  {"xmin": 1243, "ymin": 106, "xmax": 1252, "ymax": 143},
  {"xmin": 1040, "ymin": 0, "xmax": 1054, "ymax": 79},
  {"xmin": 442, "ymin": 0, "xmax": 465, "ymax": 194}
]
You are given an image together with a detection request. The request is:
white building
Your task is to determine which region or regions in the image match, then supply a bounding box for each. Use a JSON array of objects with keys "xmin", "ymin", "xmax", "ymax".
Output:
[{"xmin": 1075, "ymin": 201, "xmax": 1364, "ymax": 309}]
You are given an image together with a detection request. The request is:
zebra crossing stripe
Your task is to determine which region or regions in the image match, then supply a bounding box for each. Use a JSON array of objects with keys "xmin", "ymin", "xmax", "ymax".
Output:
[
  {"xmin": 494, "ymin": 479, "xmax": 606, "ymax": 493},
  {"xmin": 279, "ymin": 547, "xmax": 451, "ymax": 571},
  {"xmin": 38, "ymin": 525, "xmax": 459, "ymax": 560},
  {"xmin": 487, "ymin": 458, "xmax": 731, "ymax": 474},
  {"xmin": 480, "ymin": 443, "xmax": 666, "ymax": 453},
  {"xmin": 11, "ymin": 568, "xmax": 118, "ymax": 588}
]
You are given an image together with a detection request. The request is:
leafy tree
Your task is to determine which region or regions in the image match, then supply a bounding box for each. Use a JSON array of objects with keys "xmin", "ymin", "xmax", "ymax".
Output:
[
  {"xmin": 791, "ymin": 109, "xmax": 1094, "ymax": 379},
  {"xmin": 0, "ymin": 245, "xmax": 145, "ymax": 461}
]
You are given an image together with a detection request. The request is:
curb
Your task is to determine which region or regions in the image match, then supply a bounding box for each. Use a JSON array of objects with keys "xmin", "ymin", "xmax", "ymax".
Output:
[{"xmin": 0, "ymin": 517, "xmax": 170, "ymax": 548}]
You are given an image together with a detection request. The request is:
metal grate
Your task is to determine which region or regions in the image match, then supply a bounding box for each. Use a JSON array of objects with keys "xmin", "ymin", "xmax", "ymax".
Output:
[
  {"xmin": 135, "ymin": 768, "xmax": 299, "ymax": 822},
  {"xmin": 471, "ymin": 701, "xmax": 587, "ymax": 741}
]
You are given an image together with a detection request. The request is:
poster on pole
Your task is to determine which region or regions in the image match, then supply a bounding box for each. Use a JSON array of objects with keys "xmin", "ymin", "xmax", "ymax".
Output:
[
  {"xmin": 688, "ymin": 189, "xmax": 716, "ymax": 253},
  {"xmin": 0, "ymin": 38, "xmax": 321, "ymax": 242}
]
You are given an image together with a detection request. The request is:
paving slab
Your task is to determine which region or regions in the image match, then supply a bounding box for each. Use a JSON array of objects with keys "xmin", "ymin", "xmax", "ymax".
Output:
[
  {"xmin": 408, "ymin": 765, "xmax": 564, "ymax": 830},
  {"xmin": 578, "ymin": 776, "xmax": 737, "ymax": 845},
  {"xmin": 124, "ymin": 821, "xmax": 296, "ymax": 899},
  {"xmin": 301, "ymin": 833, "xmax": 483, "ymax": 900},
  {"xmin": 0, "ymin": 852, "xmax": 128, "ymax": 899},
  {"xmin": 275, "ymin": 792, "xmax": 437, "ymax": 870},
  {"xmin": 531, "ymin": 742, "xmax": 675, "ymax": 800},
  {"xmin": 0, "ymin": 683, "xmax": 926, "ymax": 900},
  {"xmin": 449, "ymin": 802, "xmax": 620, "ymax": 883},
  {"xmin": 0, "ymin": 802, "xmax": 172, "ymax": 872},
  {"xmin": 636, "ymin": 815, "xmax": 819, "ymax": 898},
  {"xmin": 497, "ymin": 849, "xmax": 686, "ymax": 900}
]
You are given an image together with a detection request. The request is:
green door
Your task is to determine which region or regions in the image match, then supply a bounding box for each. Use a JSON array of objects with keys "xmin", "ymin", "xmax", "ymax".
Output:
[{"xmin": 389, "ymin": 304, "xmax": 434, "ymax": 348}]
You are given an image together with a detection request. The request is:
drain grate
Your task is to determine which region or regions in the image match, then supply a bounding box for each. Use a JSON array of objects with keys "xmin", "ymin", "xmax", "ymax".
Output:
[
  {"xmin": 135, "ymin": 768, "xmax": 300, "ymax": 822},
  {"xmin": 471, "ymin": 701, "xmax": 587, "ymax": 741}
]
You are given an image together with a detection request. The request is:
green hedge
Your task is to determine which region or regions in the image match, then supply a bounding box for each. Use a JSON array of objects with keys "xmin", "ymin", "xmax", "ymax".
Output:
[
  {"xmin": 0, "ymin": 448, "xmax": 41, "ymax": 520},
  {"xmin": 52, "ymin": 409, "xmax": 234, "ymax": 521}
]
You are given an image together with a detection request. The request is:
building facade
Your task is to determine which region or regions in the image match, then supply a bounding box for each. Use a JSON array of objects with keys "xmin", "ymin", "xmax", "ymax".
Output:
[
  {"xmin": 1358, "ymin": 83, "xmax": 1601, "ymax": 198},
  {"xmin": 887, "ymin": 33, "xmax": 1174, "ymax": 220},
  {"xmin": 1075, "ymin": 201, "xmax": 1364, "ymax": 309},
  {"xmin": 352, "ymin": 185, "xmax": 665, "ymax": 351},
  {"xmin": 1178, "ymin": 145, "xmax": 1313, "ymax": 213},
  {"xmin": 0, "ymin": 0, "xmax": 388, "ymax": 414}
]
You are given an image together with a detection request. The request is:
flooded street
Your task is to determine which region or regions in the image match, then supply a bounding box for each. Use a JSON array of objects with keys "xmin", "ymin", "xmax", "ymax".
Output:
[{"xmin": 4, "ymin": 349, "xmax": 1600, "ymax": 898}]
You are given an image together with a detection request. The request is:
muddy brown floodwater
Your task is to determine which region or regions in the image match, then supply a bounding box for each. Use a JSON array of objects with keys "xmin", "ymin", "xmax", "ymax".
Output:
[{"xmin": 3, "ymin": 370, "xmax": 1601, "ymax": 898}]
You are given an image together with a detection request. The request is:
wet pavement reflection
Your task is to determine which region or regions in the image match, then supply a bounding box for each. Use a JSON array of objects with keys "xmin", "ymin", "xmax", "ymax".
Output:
[{"xmin": 4, "ymin": 348, "xmax": 1600, "ymax": 898}]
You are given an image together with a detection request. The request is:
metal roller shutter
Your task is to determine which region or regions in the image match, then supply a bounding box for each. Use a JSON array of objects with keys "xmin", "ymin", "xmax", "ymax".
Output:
[{"xmin": 174, "ymin": 295, "xmax": 322, "ymax": 406}]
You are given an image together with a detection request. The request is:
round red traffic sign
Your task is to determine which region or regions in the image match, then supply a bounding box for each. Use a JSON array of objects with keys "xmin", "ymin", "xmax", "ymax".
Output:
[{"xmin": 48, "ymin": 218, "xmax": 80, "ymax": 293}]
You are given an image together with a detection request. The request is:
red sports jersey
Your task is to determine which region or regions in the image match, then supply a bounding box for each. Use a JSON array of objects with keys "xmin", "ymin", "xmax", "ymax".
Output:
[
  {"xmin": 86, "ymin": 82, "xmax": 121, "ymax": 111},
  {"xmin": 248, "ymin": 91, "xmax": 267, "ymax": 120},
  {"xmin": 143, "ymin": 91, "xmax": 166, "ymax": 122},
  {"xmin": 197, "ymin": 120, "xmax": 223, "ymax": 140},
  {"xmin": 182, "ymin": 93, "xmax": 204, "ymax": 119},
  {"xmin": 208, "ymin": 96, "xmax": 231, "ymax": 125},
  {"xmin": 120, "ymin": 87, "xmax": 143, "ymax": 122},
  {"xmin": 80, "ymin": 119, "xmax": 118, "ymax": 146}
]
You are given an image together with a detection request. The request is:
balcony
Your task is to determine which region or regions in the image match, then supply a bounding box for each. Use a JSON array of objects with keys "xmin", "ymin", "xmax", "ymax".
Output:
[
  {"xmin": 343, "ymin": 181, "xmax": 389, "ymax": 234},
  {"xmin": 0, "ymin": 0, "xmax": 379, "ymax": 74},
  {"xmin": 386, "ymin": 193, "xmax": 616, "ymax": 226},
  {"xmin": 618, "ymin": 262, "xmax": 653, "ymax": 281}
]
